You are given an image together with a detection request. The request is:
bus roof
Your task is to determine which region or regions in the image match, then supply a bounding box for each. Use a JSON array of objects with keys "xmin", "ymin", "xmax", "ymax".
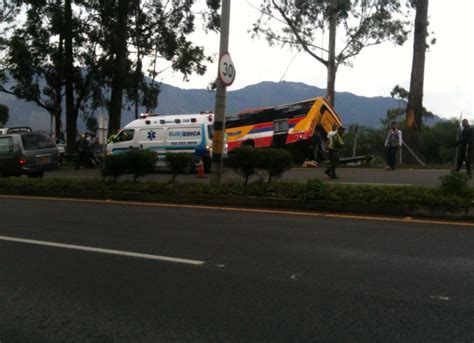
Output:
[{"xmin": 227, "ymin": 97, "xmax": 322, "ymax": 119}]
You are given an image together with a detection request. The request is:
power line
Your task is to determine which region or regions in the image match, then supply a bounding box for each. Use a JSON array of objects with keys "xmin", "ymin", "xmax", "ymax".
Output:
[{"xmin": 279, "ymin": 52, "xmax": 299, "ymax": 82}]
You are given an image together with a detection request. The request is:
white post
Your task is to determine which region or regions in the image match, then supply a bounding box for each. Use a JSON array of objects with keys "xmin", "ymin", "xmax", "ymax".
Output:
[{"xmin": 97, "ymin": 114, "xmax": 109, "ymax": 159}]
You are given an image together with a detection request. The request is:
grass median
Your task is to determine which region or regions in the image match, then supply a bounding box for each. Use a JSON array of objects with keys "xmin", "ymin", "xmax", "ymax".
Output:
[{"xmin": 1, "ymin": 176, "xmax": 473, "ymax": 220}]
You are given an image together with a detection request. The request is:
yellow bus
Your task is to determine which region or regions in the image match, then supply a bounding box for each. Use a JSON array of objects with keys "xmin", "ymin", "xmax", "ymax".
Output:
[{"xmin": 225, "ymin": 97, "xmax": 343, "ymax": 152}]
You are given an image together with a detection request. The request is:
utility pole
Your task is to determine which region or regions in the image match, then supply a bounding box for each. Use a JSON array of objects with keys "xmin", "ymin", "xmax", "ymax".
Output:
[
  {"xmin": 211, "ymin": 0, "xmax": 233, "ymax": 186},
  {"xmin": 352, "ymin": 124, "xmax": 358, "ymax": 157}
]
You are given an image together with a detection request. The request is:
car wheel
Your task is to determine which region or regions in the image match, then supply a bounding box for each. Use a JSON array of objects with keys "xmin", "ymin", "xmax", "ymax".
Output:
[{"xmin": 184, "ymin": 160, "xmax": 196, "ymax": 174}]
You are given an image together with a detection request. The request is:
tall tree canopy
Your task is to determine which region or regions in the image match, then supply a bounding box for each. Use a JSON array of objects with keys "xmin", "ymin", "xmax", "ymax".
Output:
[
  {"xmin": 87, "ymin": 0, "xmax": 220, "ymax": 135},
  {"xmin": 0, "ymin": 0, "xmax": 220, "ymax": 149},
  {"xmin": 0, "ymin": 1, "xmax": 68, "ymax": 136},
  {"xmin": 251, "ymin": 0, "xmax": 411, "ymax": 104}
]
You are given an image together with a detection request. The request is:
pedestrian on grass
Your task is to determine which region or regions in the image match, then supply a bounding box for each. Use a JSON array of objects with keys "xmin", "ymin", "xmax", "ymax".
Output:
[
  {"xmin": 384, "ymin": 121, "xmax": 402, "ymax": 170},
  {"xmin": 455, "ymin": 119, "xmax": 473, "ymax": 176},
  {"xmin": 325, "ymin": 126, "xmax": 346, "ymax": 179}
]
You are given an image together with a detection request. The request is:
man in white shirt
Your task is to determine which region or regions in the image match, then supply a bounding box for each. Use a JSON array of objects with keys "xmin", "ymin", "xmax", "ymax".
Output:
[{"xmin": 384, "ymin": 121, "xmax": 402, "ymax": 170}]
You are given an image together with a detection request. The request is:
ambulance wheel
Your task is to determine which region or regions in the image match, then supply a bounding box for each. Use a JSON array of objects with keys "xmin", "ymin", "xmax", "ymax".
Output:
[{"xmin": 184, "ymin": 160, "xmax": 196, "ymax": 174}]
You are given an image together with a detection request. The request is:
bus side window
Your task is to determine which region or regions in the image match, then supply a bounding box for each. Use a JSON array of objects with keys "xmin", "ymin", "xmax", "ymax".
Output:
[{"xmin": 273, "ymin": 119, "xmax": 288, "ymax": 133}]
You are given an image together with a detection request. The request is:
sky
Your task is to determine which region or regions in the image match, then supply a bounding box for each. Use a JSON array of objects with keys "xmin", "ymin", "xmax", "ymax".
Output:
[{"xmin": 159, "ymin": 0, "xmax": 473, "ymax": 121}]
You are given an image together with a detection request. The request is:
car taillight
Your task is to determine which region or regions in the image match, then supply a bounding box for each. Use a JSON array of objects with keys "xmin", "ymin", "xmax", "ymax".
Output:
[{"xmin": 19, "ymin": 159, "xmax": 27, "ymax": 166}]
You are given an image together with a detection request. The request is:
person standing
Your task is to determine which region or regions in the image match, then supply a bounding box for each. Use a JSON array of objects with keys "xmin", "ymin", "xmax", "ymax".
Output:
[
  {"xmin": 384, "ymin": 121, "xmax": 402, "ymax": 170},
  {"xmin": 455, "ymin": 119, "xmax": 473, "ymax": 176},
  {"xmin": 325, "ymin": 126, "xmax": 346, "ymax": 179},
  {"xmin": 75, "ymin": 134, "xmax": 90, "ymax": 170},
  {"xmin": 304, "ymin": 127, "xmax": 323, "ymax": 165}
]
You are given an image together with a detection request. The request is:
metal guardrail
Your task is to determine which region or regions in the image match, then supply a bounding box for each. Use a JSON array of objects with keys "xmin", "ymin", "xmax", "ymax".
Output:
[{"xmin": 339, "ymin": 155, "xmax": 373, "ymax": 165}]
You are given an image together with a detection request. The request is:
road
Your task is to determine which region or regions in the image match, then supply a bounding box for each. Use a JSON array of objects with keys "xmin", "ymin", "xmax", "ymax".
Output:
[
  {"xmin": 46, "ymin": 165, "xmax": 474, "ymax": 187},
  {"xmin": 1, "ymin": 196, "xmax": 473, "ymax": 342}
]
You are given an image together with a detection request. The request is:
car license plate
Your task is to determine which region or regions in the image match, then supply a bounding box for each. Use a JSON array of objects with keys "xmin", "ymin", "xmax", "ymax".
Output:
[{"xmin": 37, "ymin": 156, "xmax": 50, "ymax": 164}]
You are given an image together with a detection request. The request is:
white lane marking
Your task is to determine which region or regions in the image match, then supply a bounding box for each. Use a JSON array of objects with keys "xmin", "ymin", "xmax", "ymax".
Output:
[
  {"xmin": 430, "ymin": 295, "xmax": 450, "ymax": 301},
  {"xmin": 0, "ymin": 235, "xmax": 205, "ymax": 266}
]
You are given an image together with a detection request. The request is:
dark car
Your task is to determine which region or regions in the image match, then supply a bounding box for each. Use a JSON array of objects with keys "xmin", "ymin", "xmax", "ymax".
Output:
[{"xmin": 0, "ymin": 132, "xmax": 60, "ymax": 178}]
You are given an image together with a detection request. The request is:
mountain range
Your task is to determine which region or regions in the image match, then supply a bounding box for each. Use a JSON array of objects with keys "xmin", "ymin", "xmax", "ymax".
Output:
[{"xmin": 0, "ymin": 81, "xmax": 440, "ymax": 131}]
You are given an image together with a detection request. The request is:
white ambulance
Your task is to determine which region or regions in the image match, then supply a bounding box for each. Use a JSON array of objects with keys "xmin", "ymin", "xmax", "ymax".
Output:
[{"xmin": 106, "ymin": 112, "xmax": 215, "ymax": 170}]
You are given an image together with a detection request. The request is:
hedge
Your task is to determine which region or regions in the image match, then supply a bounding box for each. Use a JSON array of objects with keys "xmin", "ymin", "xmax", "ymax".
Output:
[{"xmin": 0, "ymin": 177, "xmax": 472, "ymax": 212}]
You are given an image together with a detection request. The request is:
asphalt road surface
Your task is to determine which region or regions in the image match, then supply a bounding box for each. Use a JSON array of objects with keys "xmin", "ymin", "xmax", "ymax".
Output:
[
  {"xmin": 1, "ymin": 196, "xmax": 473, "ymax": 342},
  {"xmin": 46, "ymin": 165, "xmax": 474, "ymax": 187}
]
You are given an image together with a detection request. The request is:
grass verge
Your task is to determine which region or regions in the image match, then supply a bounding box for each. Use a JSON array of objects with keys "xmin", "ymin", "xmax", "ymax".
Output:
[{"xmin": 0, "ymin": 177, "xmax": 473, "ymax": 219}]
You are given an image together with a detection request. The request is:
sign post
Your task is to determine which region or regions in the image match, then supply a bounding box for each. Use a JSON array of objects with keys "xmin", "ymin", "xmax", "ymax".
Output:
[
  {"xmin": 218, "ymin": 53, "xmax": 236, "ymax": 87},
  {"xmin": 210, "ymin": 0, "xmax": 233, "ymax": 186}
]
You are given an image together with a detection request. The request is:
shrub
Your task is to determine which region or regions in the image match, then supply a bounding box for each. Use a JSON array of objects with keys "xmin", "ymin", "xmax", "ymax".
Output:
[
  {"xmin": 102, "ymin": 150, "xmax": 157, "ymax": 182},
  {"xmin": 166, "ymin": 153, "xmax": 195, "ymax": 182},
  {"xmin": 225, "ymin": 147, "xmax": 262, "ymax": 185},
  {"xmin": 226, "ymin": 148, "xmax": 293, "ymax": 184},
  {"xmin": 259, "ymin": 148, "xmax": 293, "ymax": 182},
  {"xmin": 102, "ymin": 154, "xmax": 127, "ymax": 181},
  {"xmin": 439, "ymin": 171, "xmax": 470, "ymax": 197},
  {"xmin": 301, "ymin": 178, "xmax": 328, "ymax": 200},
  {"xmin": 124, "ymin": 149, "xmax": 157, "ymax": 182}
]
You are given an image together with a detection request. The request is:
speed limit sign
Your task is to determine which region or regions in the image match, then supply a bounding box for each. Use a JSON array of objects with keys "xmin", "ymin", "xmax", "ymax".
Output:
[{"xmin": 218, "ymin": 53, "xmax": 236, "ymax": 86}]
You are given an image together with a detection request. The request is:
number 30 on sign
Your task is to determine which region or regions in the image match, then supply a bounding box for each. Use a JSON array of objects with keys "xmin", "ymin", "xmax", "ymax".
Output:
[{"xmin": 218, "ymin": 53, "xmax": 236, "ymax": 86}]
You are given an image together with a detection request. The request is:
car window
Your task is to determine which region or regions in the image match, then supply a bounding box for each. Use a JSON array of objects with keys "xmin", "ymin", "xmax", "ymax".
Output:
[
  {"xmin": 115, "ymin": 129, "xmax": 135, "ymax": 142},
  {"xmin": 0, "ymin": 137, "xmax": 15, "ymax": 156},
  {"xmin": 21, "ymin": 133, "xmax": 56, "ymax": 150}
]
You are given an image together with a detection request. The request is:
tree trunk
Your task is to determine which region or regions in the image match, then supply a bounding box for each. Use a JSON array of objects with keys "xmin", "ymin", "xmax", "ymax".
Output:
[
  {"xmin": 134, "ymin": 58, "xmax": 142, "ymax": 119},
  {"xmin": 64, "ymin": 0, "xmax": 77, "ymax": 153},
  {"xmin": 405, "ymin": 0, "xmax": 429, "ymax": 162},
  {"xmin": 326, "ymin": 2, "xmax": 337, "ymax": 106},
  {"xmin": 108, "ymin": 0, "xmax": 129, "ymax": 135},
  {"xmin": 54, "ymin": 80, "xmax": 62, "ymax": 138},
  {"xmin": 54, "ymin": 31, "xmax": 64, "ymax": 138}
]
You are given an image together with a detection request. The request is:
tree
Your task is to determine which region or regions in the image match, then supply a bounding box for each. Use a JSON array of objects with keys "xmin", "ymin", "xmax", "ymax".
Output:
[
  {"xmin": 0, "ymin": 0, "xmax": 21, "ymax": 50},
  {"xmin": 1, "ymin": 0, "xmax": 220, "ymax": 150},
  {"xmin": 0, "ymin": 1, "xmax": 65, "ymax": 136},
  {"xmin": 252, "ymin": 0, "xmax": 410, "ymax": 105},
  {"xmin": 405, "ymin": 0, "xmax": 429, "ymax": 156},
  {"xmin": 0, "ymin": 104, "xmax": 9, "ymax": 126},
  {"xmin": 89, "ymin": 0, "xmax": 221, "ymax": 135},
  {"xmin": 385, "ymin": 84, "xmax": 409, "ymax": 126},
  {"xmin": 420, "ymin": 119, "xmax": 457, "ymax": 165}
]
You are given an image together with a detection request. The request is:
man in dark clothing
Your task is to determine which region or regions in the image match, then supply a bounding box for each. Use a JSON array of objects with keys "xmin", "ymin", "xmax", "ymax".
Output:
[
  {"xmin": 75, "ymin": 134, "xmax": 90, "ymax": 170},
  {"xmin": 455, "ymin": 119, "xmax": 473, "ymax": 176},
  {"xmin": 305, "ymin": 128, "xmax": 324, "ymax": 162}
]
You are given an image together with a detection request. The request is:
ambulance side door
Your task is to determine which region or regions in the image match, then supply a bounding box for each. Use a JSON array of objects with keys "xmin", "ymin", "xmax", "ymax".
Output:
[{"xmin": 139, "ymin": 127, "xmax": 165, "ymax": 161}]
